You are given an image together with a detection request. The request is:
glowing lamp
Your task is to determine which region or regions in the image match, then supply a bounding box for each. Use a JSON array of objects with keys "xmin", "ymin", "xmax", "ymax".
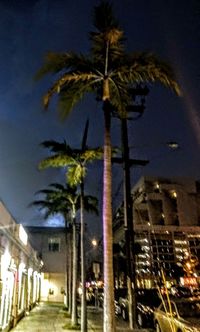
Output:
[{"xmin": 19, "ymin": 224, "xmax": 28, "ymax": 245}]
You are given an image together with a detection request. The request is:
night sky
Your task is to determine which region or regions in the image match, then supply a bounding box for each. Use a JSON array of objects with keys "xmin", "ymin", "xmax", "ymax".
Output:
[{"xmin": 0, "ymin": 0, "xmax": 200, "ymax": 237}]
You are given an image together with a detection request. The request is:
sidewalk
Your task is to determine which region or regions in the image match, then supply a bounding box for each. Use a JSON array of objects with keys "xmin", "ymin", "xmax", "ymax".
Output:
[{"xmin": 10, "ymin": 302, "xmax": 152, "ymax": 332}]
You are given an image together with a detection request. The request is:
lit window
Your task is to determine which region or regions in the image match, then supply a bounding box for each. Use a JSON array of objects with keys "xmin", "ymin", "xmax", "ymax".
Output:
[
  {"xmin": 154, "ymin": 182, "xmax": 160, "ymax": 192},
  {"xmin": 48, "ymin": 237, "xmax": 60, "ymax": 252}
]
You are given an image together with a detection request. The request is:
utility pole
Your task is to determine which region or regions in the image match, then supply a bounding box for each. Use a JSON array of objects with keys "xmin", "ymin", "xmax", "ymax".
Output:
[
  {"xmin": 121, "ymin": 117, "xmax": 136, "ymax": 329},
  {"xmin": 112, "ymin": 124, "xmax": 148, "ymax": 328},
  {"xmin": 114, "ymin": 85, "xmax": 149, "ymax": 329}
]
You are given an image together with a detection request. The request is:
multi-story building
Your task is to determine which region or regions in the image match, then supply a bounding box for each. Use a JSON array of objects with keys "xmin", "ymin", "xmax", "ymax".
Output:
[
  {"xmin": 26, "ymin": 226, "xmax": 104, "ymax": 307},
  {"xmin": 0, "ymin": 201, "xmax": 42, "ymax": 332},
  {"xmin": 113, "ymin": 176, "xmax": 200, "ymax": 288},
  {"xmin": 25, "ymin": 227, "xmax": 67, "ymax": 303}
]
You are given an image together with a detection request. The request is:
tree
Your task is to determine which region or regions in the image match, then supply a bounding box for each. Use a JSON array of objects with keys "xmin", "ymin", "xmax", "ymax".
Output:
[
  {"xmin": 31, "ymin": 183, "xmax": 80, "ymax": 325},
  {"xmin": 38, "ymin": 137, "xmax": 101, "ymax": 332},
  {"xmin": 36, "ymin": 2, "xmax": 180, "ymax": 330},
  {"xmin": 31, "ymin": 183, "xmax": 98, "ymax": 327}
]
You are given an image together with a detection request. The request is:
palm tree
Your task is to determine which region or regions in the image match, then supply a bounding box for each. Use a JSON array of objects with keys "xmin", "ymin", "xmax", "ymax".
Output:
[
  {"xmin": 31, "ymin": 183, "xmax": 79, "ymax": 325},
  {"xmin": 31, "ymin": 183, "xmax": 98, "ymax": 327},
  {"xmin": 36, "ymin": 2, "xmax": 180, "ymax": 330},
  {"xmin": 38, "ymin": 138, "xmax": 102, "ymax": 332},
  {"xmin": 30, "ymin": 184, "xmax": 73, "ymax": 311}
]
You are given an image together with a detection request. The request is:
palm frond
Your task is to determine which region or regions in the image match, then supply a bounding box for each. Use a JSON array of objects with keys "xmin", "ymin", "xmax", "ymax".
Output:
[
  {"xmin": 81, "ymin": 148, "xmax": 103, "ymax": 163},
  {"xmin": 43, "ymin": 72, "xmax": 98, "ymax": 109},
  {"xmin": 115, "ymin": 52, "xmax": 181, "ymax": 95},
  {"xmin": 39, "ymin": 137, "xmax": 103, "ymax": 188},
  {"xmin": 90, "ymin": 30, "xmax": 125, "ymax": 64},
  {"xmin": 30, "ymin": 183, "xmax": 79, "ymax": 221},
  {"xmin": 38, "ymin": 155, "xmax": 75, "ymax": 170},
  {"xmin": 35, "ymin": 52, "xmax": 95, "ymax": 80},
  {"xmin": 31, "ymin": 181, "xmax": 98, "ymax": 223},
  {"xmin": 67, "ymin": 165, "xmax": 86, "ymax": 186},
  {"xmin": 40, "ymin": 140, "xmax": 72, "ymax": 154},
  {"xmin": 91, "ymin": 2, "xmax": 125, "ymax": 62},
  {"xmin": 93, "ymin": 1, "xmax": 119, "ymax": 32},
  {"xmin": 34, "ymin": 189, "xmax": 54, "ymax": 196},
  {"xmin": 57, "ymin": 83, "xmax": 87, "ymax": 120},
  {"xmin": 83, "ymin": 195, "xmax": 99, "ymax": 215},
  {"xmin": 48, "ymin": 183, "xmax": 66, "ymax": 190},
  {"xmin": 35, "ymin": 52, "xmax": 72, "ymax": 80},
  {"xmin": 29, "ymin": 199, "xmax": 51, "ymax": 208},
  {"xmin": 105, "ymin": 28, "xmax": 124, "ymax": 45}
]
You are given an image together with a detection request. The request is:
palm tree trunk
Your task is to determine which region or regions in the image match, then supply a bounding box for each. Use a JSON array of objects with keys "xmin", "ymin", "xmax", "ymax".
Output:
[
  {"xmin": 65, "ymin": 227, "xmax": 69, "ymax": 310},
  {"xmin": 64, "ymin": 219, "xmax": 71, "ymax": 311},
  {"xmin": 103, "ymin": 100, "xmax": 116, "ymax": 332},
  {"xmin": 80, "ymin": 181, "xmax": 87, "ymax": 332},
  {"xmin": 68, "ymin": 230, "xmax": 72, "ymax": 315},
  {"xmin": 72, "ymin": 219, "xmax": 78, "ymax": 326}
]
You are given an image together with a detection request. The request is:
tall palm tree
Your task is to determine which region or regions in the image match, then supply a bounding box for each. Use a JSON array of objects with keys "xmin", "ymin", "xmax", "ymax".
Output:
[
  {"xmin": 38, "ymin": 139, "xmax": 102, "ymax": 332},
  {"xmin": 36, "ymin": 2, "xmax": 180, "ymax": 330}
]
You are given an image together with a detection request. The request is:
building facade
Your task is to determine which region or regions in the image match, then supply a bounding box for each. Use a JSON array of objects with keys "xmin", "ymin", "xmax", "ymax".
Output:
[
  {"xmin": 0, "ymin": 201, "xmax": 42, "ymax": 332},
  {"xmin": 26, "ymin": 227, "xmax": 67, "ymax": 303},
  {"xmin": 113, "ymin": 176, "xmax": 200, "ymax": 288}
]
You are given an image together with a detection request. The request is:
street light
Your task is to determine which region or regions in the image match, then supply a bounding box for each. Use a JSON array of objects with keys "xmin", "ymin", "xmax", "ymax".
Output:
[
  {"xmin": 166, "ymin": 141, "xmax": 179, "ymax": 150},
  {"xmin": 91, "ymin": 239, "xmax": 97, "ymax": 247}
]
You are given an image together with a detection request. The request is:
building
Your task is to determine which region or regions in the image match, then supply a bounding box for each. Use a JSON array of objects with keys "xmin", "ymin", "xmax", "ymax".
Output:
[
  {"xmin": 0, "ymin": 201, "xmax": 42, "ymax": 332},
  {"xmin": 26, "ymin": 227, "xmax": 67, "ymax": 303},
  {"xmin": 26, "ymin": 226, "xmax": 104, "ymax": 307},
  {"xmin": 113, "ymin": 176, "xmax": 200, "ymax": 288}
]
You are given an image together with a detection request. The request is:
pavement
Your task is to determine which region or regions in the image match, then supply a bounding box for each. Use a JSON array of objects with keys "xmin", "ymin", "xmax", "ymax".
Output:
[{"xmin": 10, "ymin": 302, "xmax": 152, "ymax": 332}]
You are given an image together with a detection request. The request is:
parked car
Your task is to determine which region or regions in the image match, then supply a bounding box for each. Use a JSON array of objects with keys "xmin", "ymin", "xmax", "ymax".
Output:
[
  {"xmin": 97, "ymin": 287, "xmax": 127, "ymax": 308},
  {"xmin": 116, "ymin": 288, "xmax": 162, "ymax": 328},
  {"xmin": 154, "ymin": 298, "xmax": 200, "ymax": 332}
]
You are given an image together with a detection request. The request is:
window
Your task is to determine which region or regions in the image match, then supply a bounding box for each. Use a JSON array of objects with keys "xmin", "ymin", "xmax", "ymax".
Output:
[
  {"xmin": 139, "ymin": 209, "xmax": 149, "ymax": 221},
  {"xmin": 48, "ymin": 237, "xmax": 60, "ymax": 252},
  {"xmin": 154, "ymin": 182, "xmax": 160, "ymax": 193}
]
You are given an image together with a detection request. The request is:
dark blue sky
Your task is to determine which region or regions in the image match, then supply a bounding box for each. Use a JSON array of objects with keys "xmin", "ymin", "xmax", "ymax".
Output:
[{"xmin": 0, "ymin": 0, "xmax": 200, "ymax": 237}]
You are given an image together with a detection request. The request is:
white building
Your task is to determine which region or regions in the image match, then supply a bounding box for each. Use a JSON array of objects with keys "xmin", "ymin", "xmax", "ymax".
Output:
[
  {"xmin": 0, "ymin": 201, "xmax": 42, "ymax": 332},
  {"xmin": 26, "ymin": 227, "xmax": 67, "ymax": 303}
]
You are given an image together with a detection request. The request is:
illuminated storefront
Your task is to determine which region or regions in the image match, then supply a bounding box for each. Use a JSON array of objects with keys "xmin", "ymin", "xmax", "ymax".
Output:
[
  {"xmin": 0, "ymin": 201, "xmax": 42, "ymax": 332},
  {"xmin": 0, "ymin": 251, "xmax": 16, "ymax": 331}
]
